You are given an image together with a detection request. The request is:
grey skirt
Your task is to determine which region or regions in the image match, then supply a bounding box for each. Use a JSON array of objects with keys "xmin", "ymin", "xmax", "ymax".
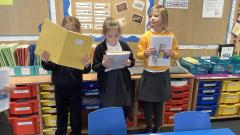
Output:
[{"xmin": 138, "ymin": 70, "xmax": 171, "ymax": 102}]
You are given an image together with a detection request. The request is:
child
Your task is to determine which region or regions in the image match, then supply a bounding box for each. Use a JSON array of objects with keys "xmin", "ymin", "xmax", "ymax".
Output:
[
  {"xmin": 0, "ymin": 83, "xmax": 15, "ymax": 135},
  {"xmin": 137, "ymin": 5, "xmax": 178, "ymax": 133},
  {"xmin": 92, "ymin": 17, "xmax": 135, "ymax": 117},
  {"xmin": 41, "ymin": 16, "xmax": 91, "ymax": 135}
]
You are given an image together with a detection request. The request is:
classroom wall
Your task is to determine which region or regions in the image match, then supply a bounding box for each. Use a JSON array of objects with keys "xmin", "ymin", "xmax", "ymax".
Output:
[{"xmin": 0, "ymin": 0, "xmax": 238, "ymax": 58}]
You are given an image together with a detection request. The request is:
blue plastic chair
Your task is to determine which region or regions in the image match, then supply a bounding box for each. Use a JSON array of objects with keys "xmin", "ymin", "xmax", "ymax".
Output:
[
  {"xmin": 88, "ymin": 107, "xmax": 127, "ymax": 135},
  {"xmin": 174, "ymin": 111, "xmax": 211, "ymax": 131}
]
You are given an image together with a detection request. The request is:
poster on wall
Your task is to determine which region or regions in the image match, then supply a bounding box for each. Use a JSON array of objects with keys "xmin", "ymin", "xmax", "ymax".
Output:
[
  {"xmin": 202, "ymin": 0, "xmax": 224, "ymax": 18},
  {"xmin": 165, "ymin": 0, "xmax": 189, "ymax": 9}
]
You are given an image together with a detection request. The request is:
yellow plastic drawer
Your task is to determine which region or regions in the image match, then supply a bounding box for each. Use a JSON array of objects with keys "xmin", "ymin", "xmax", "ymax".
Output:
[
  {"xmin": 220, "ymin": 92, "xmax": 240, "ymax": 104},
  {"xmin": 222, "ymin": 80, "xmax": 240, "ymax": 92},
  {"xmin": 41, "ymin": 92, "xmax": 55, "ymax": 99},
  {"xmin": 218, "ymin": 104, "xmax": 240, "ymax": 116},
  {"xmin": 40, "ymin": 84, "xmax": 55, "ymax": 91},
  {"xmin": 43, "ymin": 128, "xmax": 57, "ymax": 135},
  {"xmin": 41, "ymin": 100, "xmax": 56, "ymax": 107},
  {"xmin": 43, "ymin": 114, "xmax": 57, "ymax": 127},
  {"xmin": 42, "ymin": 107, "xmax": 57, "ymax": 114}
]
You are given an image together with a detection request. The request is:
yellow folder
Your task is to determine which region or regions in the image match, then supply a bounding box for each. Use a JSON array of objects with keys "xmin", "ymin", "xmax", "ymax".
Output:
[{"xmin": 35, "ymin": 19, "xmax": 93, "ymax": 70}]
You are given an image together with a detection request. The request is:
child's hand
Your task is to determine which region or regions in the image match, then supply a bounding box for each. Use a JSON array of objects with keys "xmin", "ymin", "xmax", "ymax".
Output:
[
  {"xmin": 81, "ymin": 55, "xmax": 91, "ymax": 68},
  {"xmin": 41, "ymin": 51, "xmax": 50, "ymax": 63},
  {"xmin": 165, "ymin": 50, "xmax": 174, "ymax": 57},
  {"xmin": 145, "ymin": 48, "xmax": 157, "ymax": 57},
  {"xmin": 102, "ymin": 55, "xmax": 112, "ymax": 68},
  {"xmin": 123, "ymin": 59, "xmax": 131, "ymax": 66},
  {"xmin": 1, "ymin": 83, "xmax": 15, "ymax": 93}
]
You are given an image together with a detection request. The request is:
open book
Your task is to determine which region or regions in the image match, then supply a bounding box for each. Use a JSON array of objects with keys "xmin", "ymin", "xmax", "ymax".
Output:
[
  {"xmin": 35, "ymin": 19, "xmax": 93, "ymax": 70},
  {"xmin": 105, "ymin": 51, "xmax": 131, "ymax": 72},
  {"xmin": 148, "ymin": 35, "xmax": 173, "ymax": 67}
]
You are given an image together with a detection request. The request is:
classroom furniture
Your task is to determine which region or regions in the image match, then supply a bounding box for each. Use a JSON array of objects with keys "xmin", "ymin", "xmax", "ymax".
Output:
[
  {"xmin": 132, "ymin": 128, "xmax": 235, "ymax": 135},
  {"xmin": 88, "ymin": 107, "xmax": 127, "ymax": 135},
  {"xmin": 9, "ymin": 72, "xmax": 194, "ymax": 134},
  {"xmin": 192, "ymin": 74, "xmax": 240, "ymax": 119},
  {"xmin": 174, "ymin": 111, "xmax": 211, "ymax": 131}
]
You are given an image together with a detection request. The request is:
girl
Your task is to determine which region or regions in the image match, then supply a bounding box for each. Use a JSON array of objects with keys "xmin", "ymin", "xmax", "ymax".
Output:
[
  {"xmin": 41, "ymin": 16, "xmax": 91, "ymax": 135},
  {"xmin": 92, "ymin": 17, "xmax": 135, "ymax": 117},
  {"xmin": 137, "ymin": 5, "xmax": 178, "ymax": 133}
]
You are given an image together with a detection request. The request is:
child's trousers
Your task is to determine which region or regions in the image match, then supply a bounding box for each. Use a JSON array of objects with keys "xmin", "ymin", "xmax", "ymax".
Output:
[{"xmin": 55, "ymin": 86, "xmax": 82, "ymax": 135}]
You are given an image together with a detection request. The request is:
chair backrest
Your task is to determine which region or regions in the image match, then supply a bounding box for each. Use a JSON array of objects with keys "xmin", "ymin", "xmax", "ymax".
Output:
[
  {"xmin": 88, "ymin": 107, "xmax": 127, "ymax": 135},
  {"xmin": 174, "ymin": 111, "xmax": 211, "ymax": 131}
]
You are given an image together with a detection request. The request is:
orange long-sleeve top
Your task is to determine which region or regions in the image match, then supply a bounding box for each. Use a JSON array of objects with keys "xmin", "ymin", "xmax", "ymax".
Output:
[{"xmin": 137, "ymin": 30, "xmax": 178, "ymax": 71}]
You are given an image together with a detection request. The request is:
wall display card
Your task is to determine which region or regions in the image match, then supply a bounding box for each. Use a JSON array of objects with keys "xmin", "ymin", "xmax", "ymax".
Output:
[
  {"xmin": 159, "ymin": 0, "xmax": 164, "ymax": 5},
  {"xmin": 94, "ymin": 3, "xmax": 110, "ymax": 10},
  {"xmin": 94, "ymin": 10, "xmax": 110, "ymax": 17},
  {"xmin": 76, "ymin": 16, "xmax": 92, "ymax": 22},
  {"xmin": 76, "ymin": 9, "xmax": 92, "ymax": 16},
  {"xmin": 81, "ymin": 23, "xmax": 93, "ymax": 30},
  {"xmin": 116, "ymin": 1, "xmax": 128, "ymax": 12},
  {"xmin": 94, "ymin": 17, "xmax": 106, "ymax": 23},
  {"xmin": 232, "ymin": 23, "xmax": 240, "ymax": 37},
  {"xmin": 94, "ymin": 23, "xmax": 103, "ymax": 30},
  {"xmin": 165, "ymin": 0, "xmax": 189, "ymax": 9},
  {"xmin": 132, "ymin": 0, "xmax": 145, "ymax": 11},
  {"xmin": 132, "ymin": 13, "xmax": 144, "ymax": 24},
  {"xmin": 0, "ymin": 0, "xmax": 13, "ymax": 5},
  {"xmin": 202, "ymin": 0, "xmax": 224, "ymax": 18},
  {"xmin": 75, "ymin": 2, "xmax": 92, "ymax": 9},
  {"xmin": 148, "ymin": 36, "xmax": 173, "ymax": 67}
]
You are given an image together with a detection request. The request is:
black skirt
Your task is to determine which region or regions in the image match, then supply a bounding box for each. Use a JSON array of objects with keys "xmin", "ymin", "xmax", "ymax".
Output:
[
  {"xmin": 138, "ymin": 70, "xmax": 171, "ymax": 102},
  {"xmin": 99, "ymin": 69, "xmax": 131, "ymax": 107}
]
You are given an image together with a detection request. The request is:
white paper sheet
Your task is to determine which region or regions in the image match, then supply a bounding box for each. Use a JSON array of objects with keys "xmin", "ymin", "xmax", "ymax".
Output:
[
  {"xmin": 165, "ymin": 0, "xmax": 189, "ymax": 9},
  {"xmin": 105, "ymin": 51, "xmax": 131, "ymax": 72},
  {"xmin": 202, "ymin": 0, "xmax": 224, "ymax": 18},
  {"xmin": 148, "ymin": 36, "xmax": 173, "ymax": 67},
  {"xmin": 132, "ymin": 0, "xmax": 145, "ymax": 11}
]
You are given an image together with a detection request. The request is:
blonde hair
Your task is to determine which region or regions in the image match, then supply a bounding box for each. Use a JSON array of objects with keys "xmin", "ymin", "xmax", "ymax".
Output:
[
  {"xmin": 102, "ymin": 17, "xmax": 121, "ymax": 35},
  {"xmin": 149, "ymin": 5, "xmax": 168, "ymax": 31},
  {"xmin": 61, "ymin": 16, "xmax": 81, "ymax": 32}
]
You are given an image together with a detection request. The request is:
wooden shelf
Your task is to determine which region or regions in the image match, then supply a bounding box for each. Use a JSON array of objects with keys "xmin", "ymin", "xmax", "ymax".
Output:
[
  {"xmin": 211, "ymin": 115, "xmax": 240, "ymax": 120},
  {"xmin": 10, "ymin": 73, "xmax": 194, "ymax": 84}
]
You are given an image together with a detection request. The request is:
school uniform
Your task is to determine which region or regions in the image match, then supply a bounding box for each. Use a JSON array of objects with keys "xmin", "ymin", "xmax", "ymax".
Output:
[
  {"xmin": 137, "ymin": 29, "xmax": 178, "ymax": 132},
  {"xmin": 92, "ymin": 40, "xmax": 135, "ymax": 115},
  {"xmin": 42, "ymin": 61, "xmax": 91, "ymax": 135},
  {"xmin": 0, "ymin": 112, "xmax": 12, "ymax": 135}
]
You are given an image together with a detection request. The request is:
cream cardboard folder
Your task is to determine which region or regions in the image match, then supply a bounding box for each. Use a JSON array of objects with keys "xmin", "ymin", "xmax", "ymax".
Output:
[{"xmin": 35, "ymin": 19, "xmax": 93, "ymax": 70}]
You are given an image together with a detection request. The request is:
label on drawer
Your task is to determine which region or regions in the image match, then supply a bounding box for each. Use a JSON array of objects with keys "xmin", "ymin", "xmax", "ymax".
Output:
[
  {"xmin": 39, "ymin": 68, "xmax": 48, "ymax": 75},
  {"xmin": 203, "ymin": 90, "xmax": 215, "ymax": 93},
  {"xmin": 169, "ymin": 116, "xmax": 174, "ymax": 119},
  {"xmin": 18, "ymin": 121, "xmax": 33, "ymax": 126},
  {"xmin": 226, "ymin": 96, "xmax": 238, "ymax": 99},
  {"xmin": 15, "ymin": 107, "xmax": 31, "ymax": 111},
  {"xmin": 21, "ymin": 68, "xmax": 30, "ymax": 75},
  {"xmin": 9, "ymin": 68, "xmax": 15, "ymax": 76},
  {"xmin": 202, "ymin": 97, "xmax": 214, "ymax": 100},
  {"xmin": 86, "ymin": 106, "xmax": 99, "ymax": 109},
  {"xmin": 201, "ymin": 110, "xmax": 212, "ymax": 113},
  {"xmin": 170, "ymin": 107, "xmax": 182, "ymax": 111},
  {"xmin": 14, "ymin": 90, "xmax": 29, "ymax": 94},
  {"xmin": 203, "ymin": 84, "xmax": 216, "ymax": 87},
  {"xmin": 224, "ymin": 108, "xmax": 237, "ymax": 111},
  {"xmin": 85, "ymin": 92, "xmax": 99, "ymax": 96}
]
